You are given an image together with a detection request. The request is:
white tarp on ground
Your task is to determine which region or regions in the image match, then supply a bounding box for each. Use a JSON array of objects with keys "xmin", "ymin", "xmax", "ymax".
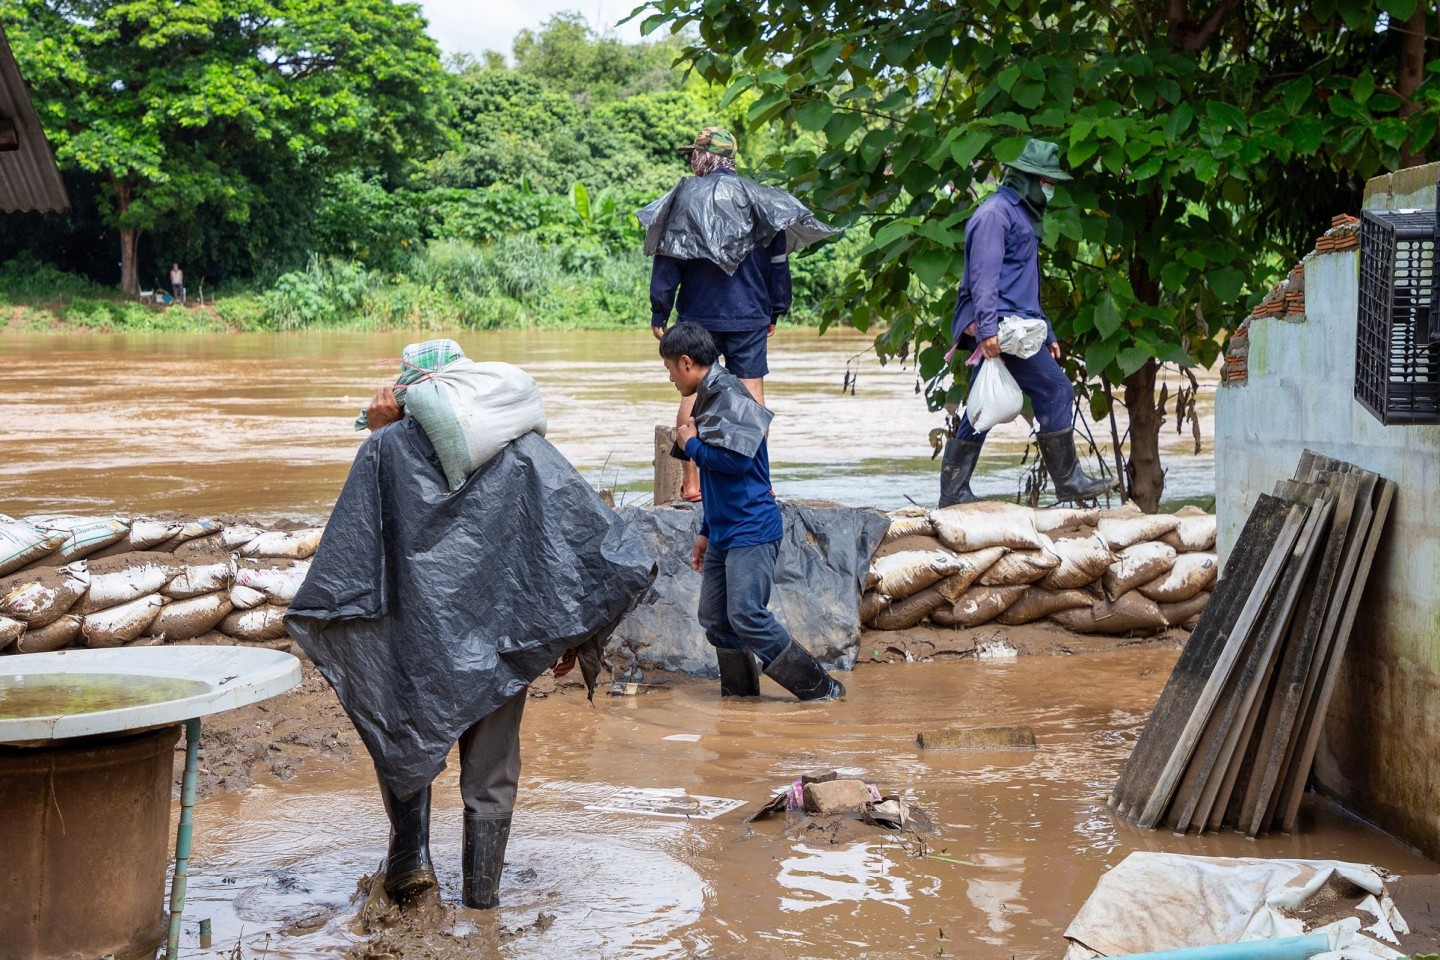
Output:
[{"xmin": 1063, "ymin": 853, "xmax": 1409, "ymax": 960}]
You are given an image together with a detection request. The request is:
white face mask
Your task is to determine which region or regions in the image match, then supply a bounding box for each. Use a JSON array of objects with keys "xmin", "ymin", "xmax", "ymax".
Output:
[{"xmin": 1041, "ymin": 183, "xmax": 1056, "ymax": 202}]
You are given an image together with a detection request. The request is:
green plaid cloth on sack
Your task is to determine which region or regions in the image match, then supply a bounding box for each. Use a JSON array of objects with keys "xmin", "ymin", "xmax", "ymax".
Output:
[{"xmin": 354, "ymin": 339, "xmax": 467, "ymax": 431}]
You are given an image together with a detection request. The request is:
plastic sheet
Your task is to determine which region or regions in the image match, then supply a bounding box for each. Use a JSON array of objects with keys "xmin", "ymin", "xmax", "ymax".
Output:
[
  {"xmin": 638, "ymin": 174, "xmax": 841, "ymax": 275},
  {"xmin": 671, "ymin": 364, "xmax": 773, "ymax": 462},
  {"xmin": 286, "ymin": 424, "xmax": 655, "ymax": 800}
]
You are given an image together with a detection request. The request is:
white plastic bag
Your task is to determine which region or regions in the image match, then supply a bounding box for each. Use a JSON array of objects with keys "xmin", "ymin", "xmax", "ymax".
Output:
[
  {"xmin": 997, "ymin": 316, "xmax": 1049, "ymax": 359},
  {"xmin": 964, "ymin": 356, "xmax": 1024, "ymax": 432}
]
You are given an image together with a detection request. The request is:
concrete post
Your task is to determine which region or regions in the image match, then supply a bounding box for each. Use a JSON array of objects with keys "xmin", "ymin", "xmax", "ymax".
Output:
[{"xmin": 653, "ymin": 425, "xmax": 683, "ymax": 504}]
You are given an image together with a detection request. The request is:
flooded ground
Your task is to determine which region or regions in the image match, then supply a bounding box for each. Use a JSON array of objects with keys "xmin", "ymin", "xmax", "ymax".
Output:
[
  {"xmin": 178, "ymin": 652, "xmax": 1435, "ymax": 960},
  {"xmin": 0, "ymin": 328, "xmax": 1214, "ymax": 519}
]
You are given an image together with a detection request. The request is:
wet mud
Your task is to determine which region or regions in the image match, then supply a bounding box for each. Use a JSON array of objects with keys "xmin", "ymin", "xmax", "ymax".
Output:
[{"xmin": 174, "ymin": 647, "xmax": 1437, "ymax": 960}]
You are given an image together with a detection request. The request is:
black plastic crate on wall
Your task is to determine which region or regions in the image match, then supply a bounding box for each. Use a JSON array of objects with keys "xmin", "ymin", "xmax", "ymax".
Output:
[{"xmin": 1355, "ymin": 209, "xmax": 1440, "ymax": 425}]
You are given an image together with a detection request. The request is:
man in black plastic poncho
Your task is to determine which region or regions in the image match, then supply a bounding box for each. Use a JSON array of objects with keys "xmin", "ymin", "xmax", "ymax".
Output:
[{"xmin": 286, "ymin": 344, "xmax": 654, "ymax": 912}]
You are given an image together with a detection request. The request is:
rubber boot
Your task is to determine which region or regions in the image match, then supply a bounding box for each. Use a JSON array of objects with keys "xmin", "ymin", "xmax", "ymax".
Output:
[
  {"xmin": 462, "ymin": 813, "xmax": 512, "ymax": 910},
  {"xmin": 938, "ymin": 438, "xmax": 983, "ymax": 507},
  {"xmin": 1037, "ymin": 429, "xmax": 1118, "ymax": 503},
  {"xmin": 379, "ymin": 782, "xmax": 437, "ymax": 906},
  {"xmin": 762, "ymin": 640, "xmax": 845, "ymax": 701},
  {"xmin": 716, "ymin": 647, "xmax": 761, "ymax": 697}
]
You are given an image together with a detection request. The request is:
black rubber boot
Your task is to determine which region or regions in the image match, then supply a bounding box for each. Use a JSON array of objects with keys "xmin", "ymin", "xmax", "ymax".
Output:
[
  {"xmin": 938, "ymin": 438, "xmax": 984, "ymax": 507},
  {"xmin": 462, "ymin": 813, "xmax": 512, "ymax": 909},
  {"xmin": 763, "ymin": 640, "xmax": 845, "ymax": 701},
  {"xmin": 1037, "ymin": 429, "xmax": 1118, "ymax": 502},
  {"xmin": 379, "ymin": 782, "xmax": 437, "ymax": 906},
  {"xmin": 716, "ymin": 647, "xmax": 761, "ymax": 697}
]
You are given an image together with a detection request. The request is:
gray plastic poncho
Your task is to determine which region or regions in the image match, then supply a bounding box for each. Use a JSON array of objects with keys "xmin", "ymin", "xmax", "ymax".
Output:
[
  {"xmin": 286, "ymin": 422, "xmax": 655, "ymax": 800},
  {"xmin": 672, "ymin": 364, "xmax": 773, "ymax": 462},
  {"xmin": 638, "ymin": 174, "xmax": 841, "ymax": 275}
]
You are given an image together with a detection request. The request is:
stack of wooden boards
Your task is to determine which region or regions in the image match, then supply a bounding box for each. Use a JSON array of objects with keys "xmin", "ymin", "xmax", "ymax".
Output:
[
  {"xmin": 1110, "ymin": 451, "xmax": 1395, "ymax": 837},
  {"xmin": 862, "ymin": 502, "xmax": 1218, "ymax": 636}
]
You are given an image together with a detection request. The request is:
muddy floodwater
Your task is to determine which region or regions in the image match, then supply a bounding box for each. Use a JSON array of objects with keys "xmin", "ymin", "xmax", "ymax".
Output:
[
  {"xmin": 180, "ymin": 653, "xmax": 1433, "ymax": 960},
  {"xmin": 0, "ymin": 672, "xmax": 210, "ymax": 719},
  {"xmin": 0, "ymin": 328, "xmax": 1214, "ymax": 518}
]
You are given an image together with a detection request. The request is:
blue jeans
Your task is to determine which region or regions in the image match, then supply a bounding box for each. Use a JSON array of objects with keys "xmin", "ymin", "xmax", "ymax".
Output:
[
  {"xmin": 697, "ymin": 539, "xmax": 790, "ymax": 666},
  {"xmin": 955, "ymin": 347, "xmax": 1075, "ymax": 444}
]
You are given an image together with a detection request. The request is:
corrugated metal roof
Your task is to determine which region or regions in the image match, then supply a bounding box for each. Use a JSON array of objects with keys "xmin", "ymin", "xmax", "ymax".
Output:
[{"xmin": 0, "ymin": 25, "xmax": 69, "ymax": 214}]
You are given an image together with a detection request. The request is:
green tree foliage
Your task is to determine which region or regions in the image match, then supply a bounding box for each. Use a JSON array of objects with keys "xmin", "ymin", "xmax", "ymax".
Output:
[
  {"xmin": 2, "ymin": 0, "xmax": 448, "ymax": 292},
  {"xmin": 636, "ymin": 0, "xmax": 1440, "ymax": 510}
]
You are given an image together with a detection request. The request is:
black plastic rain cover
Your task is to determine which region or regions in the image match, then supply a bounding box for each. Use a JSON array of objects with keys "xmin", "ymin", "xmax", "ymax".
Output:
[
  {"xmin": 673, "ymin": 365, "xmax": 773, "ymax": 463},
  {"xmin": 638, "ymin": 174, "xmax": 842, "ymax": 275},
  {"xmin": 286, "ymin": 423, "xmax": 655, "ymax": 800}
]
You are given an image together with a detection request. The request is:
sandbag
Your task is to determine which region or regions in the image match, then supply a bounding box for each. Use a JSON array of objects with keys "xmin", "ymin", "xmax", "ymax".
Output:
[
  {"xmin": 931, "ymin": 501, "xmax": 1047, "ymax": 552},
  {"xmin": 978, "ymin": 549, "xmax": 1061, "ymax": 586},
  {"xmin": 869, "ymin": 581, "xmax": 953, "ymax": 630},
  {"xmin": 79, "ymin": 562, "xmax": 177, "ymax": 614},
  {"xmin": 220, "ymin": 605, "xmax": 290, "ymax": 643},
  {"xmin": 234, "ymin": 561, "xmax": 310, "ymax": 604},
  {"xmin": 159, "ymin": 519, "xmax": 223, "ymax": 551},
  {"xmin": 870, "ymin": 549, "xmax": 969, "ymax": 600},
  {"xmin": 864, "ymin": 568, "xmax": 881, "ymax": 591},
  {"xmin": 146, "ymin": 593, "xmax": 234, "ymax": 641},
  {"xmin": 1158, "ymin": 510, "xmax": 1218, "ymax": 553},
  {"xmin": 127, "ymin": 520, "xmax": 183, "ymax": 550},
  {"xmin": 25, "ymin": 515, "xmax": 130, "ymax": 562},
  {"xmin": 1032, "ymin": 508, "xmax": 1099, "ymax": 535},
  {"xmin": 1138, "ymin": 553, "xmax": 1218, "ymax": 603},
  {"xmin": 1103, "ymin": 542, "xmax": 1178, "ymax": 599},
  {"xmin": 220, "ymin": 525, "xmax": 264, "ymax": 549},
  {"xmin": 1052, "ymin": 592, "xmax": 1167, "ymax": 635},
  {"xmin": 0, "ymin": 521, "xmax": 69, "ymax": 575},
  {"xmin": 165, "ymin": 560, "xmax": 237, "ymax": 599},
  {"xmin": 859, "ymin": 590, "xmax": 892, "ymax": 624},
  {"xmin": 882, "ymin": 515, "xmax": 935, "ymax": 544},
  {"xmin": 1096, "ymin": 514, "xmax": 1180, "ymax": 551},
  {"xmin": 931, "ymin": 585, "xmax": 1028, "ymax": 628},
  {"xmin": 0, "ymin": 562, "xmax": 90, "ymax": 627},
  {"xmin": 1042, "ymin": 535, "xmax": 1114, "ymax": 590},
  {"xmin": 15, "ymin": 615, "xmax": 82, "ymax": 653},
  {"xmin": 873, "ymin": 533, "xmax": 947, "ymax": 559},
  {"xmin": 172, "ymin": 534, "xmax": 228, "ymax": 561},
  {"xmin": 996, "ymin": 587, "xmax": 1092, "ymax": 625},
  {"xmin": 934, "ymin": 546, "xmax": 1009, "ymax": 600},
  {"xmin": 0, "ymin": 614, "xmax": 22, "ymax": 650},
  {"xmin": 1160, "ymin": 591, "xmax": 1211, "ymax": 631},
  {"xmin": 229, "ymin": 584, "xmax": 267, "ymax": 610},
  {"xmin": 401, "ymin": 354, "xmax": 548, "ymax": 492},
  {"xmin": 240, "ymin": 528, "xmax": 324, "ymax": 560},
  {"xmin": 81, "ymin": 595, "xmax": 166, "ymax": 648}
]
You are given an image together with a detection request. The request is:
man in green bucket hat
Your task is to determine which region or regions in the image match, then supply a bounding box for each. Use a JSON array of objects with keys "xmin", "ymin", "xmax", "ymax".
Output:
[{"xmin": 940, "ymin": 138, "xmax": 1117, "ymax": 506}]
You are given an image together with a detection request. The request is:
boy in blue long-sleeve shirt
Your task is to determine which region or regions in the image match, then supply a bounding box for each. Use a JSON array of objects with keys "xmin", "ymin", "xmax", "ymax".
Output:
[{"xmin": 659, "ymin": 322, "xmax": 845, "ymax": 702}]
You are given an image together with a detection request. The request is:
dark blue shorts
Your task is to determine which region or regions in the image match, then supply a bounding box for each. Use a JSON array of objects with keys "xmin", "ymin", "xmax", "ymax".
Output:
[{"xmin": 710, "ymin": 327, "xmax": 770, "ymax": 379}]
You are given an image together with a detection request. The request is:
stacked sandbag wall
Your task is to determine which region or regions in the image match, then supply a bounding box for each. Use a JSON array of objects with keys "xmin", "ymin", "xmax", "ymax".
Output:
[
  {"xmin": 862, "ymin": 502, "xmax": 1217, "ymax": 636},
  {"xmin": 0, "ymin": 513, "xmax": 321, "ymax": 653}
]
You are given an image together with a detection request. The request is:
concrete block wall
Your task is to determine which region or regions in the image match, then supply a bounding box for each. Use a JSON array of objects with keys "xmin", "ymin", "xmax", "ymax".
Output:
[{"xmin": 1214, "ymin": 162, "xmax": 1440, "ymax": 858}]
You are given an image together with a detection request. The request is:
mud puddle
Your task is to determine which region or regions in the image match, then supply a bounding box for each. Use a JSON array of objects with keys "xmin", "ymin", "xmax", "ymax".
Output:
[{"xmin": 175, "ymin": 651, "xmax": 1434, "ymax": 959}]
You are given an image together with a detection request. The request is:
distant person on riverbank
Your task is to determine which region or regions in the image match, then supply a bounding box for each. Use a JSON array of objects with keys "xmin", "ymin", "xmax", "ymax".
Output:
[
  {"xmin": 169, "ymin": 263, "xmax": 185, "ymax": 304},
  {"xmin": 659, "ymin": 322, "xmax": 845, "ymax": 702},
  {"xmin": 286, "ymin": 341, "xmax": 653, "ymax": 912},
  {"xmin": 940, "ymin": 139, "xmax": 1116, "ymax": 506},
  {"xmin": 645, "ymin": 126, "xmax": 792, "ymax": 502}
]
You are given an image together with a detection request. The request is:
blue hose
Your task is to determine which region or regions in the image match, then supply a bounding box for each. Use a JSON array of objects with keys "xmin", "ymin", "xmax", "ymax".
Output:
[
  {"xmin": 1107, "ymin": 934, "xmax": 1331, "ymax": 960},
  {"xmin": 165, "ymin": 719, "xmax": 201, "ymax": 959}
]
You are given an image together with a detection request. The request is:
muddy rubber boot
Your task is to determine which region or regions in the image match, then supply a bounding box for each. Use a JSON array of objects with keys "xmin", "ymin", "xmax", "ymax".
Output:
[
  {"xmin": 379, "ymin": 783, "xmax": 437, "ymax": 906},
  {"xmin": 762, "ymin": 640, "xmax": 845, "ymax": 702},
  {"xmin": 462, "ymin": 813, "xmax": 512, "ymax": 910},
  {"xmin": 938, "ymin": 438, "xmax": 983, "ymax": 507},
  {"xmin": 716, "ymin": 647, "xmax": 761, "ymax": 697},
  {"xmin": 1037, "ymin": 429, "xmax": 1118, "ymax": 503}
]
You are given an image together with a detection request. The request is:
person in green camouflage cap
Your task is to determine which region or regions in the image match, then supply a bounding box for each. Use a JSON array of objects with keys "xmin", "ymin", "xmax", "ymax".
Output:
[{"xmin": 679, "ymin": 126, "xmax": 738, "ymax": 177}]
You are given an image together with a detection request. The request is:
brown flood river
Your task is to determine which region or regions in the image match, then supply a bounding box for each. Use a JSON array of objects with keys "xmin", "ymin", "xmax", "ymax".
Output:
[
  {"xmin": 185, "ymin": 655, "xmax": 1435, "ymax": 959},
  {"xmin": 0, "ymin": 328, "xmax": 1215, "ymax": 518}
]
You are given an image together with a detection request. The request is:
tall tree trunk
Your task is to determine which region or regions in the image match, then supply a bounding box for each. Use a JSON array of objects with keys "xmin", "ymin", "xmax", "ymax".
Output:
[
  {"xmin": 1124, "ymin": 358, "xmax": 1165, "ymax": 512},
  {"xmin": 1398, "ymin": 4, "xmax": 1428, "ymax": 167},
  {"xmin": 114, "ymin": 179, "xmax": 140, "ymax": 294}
]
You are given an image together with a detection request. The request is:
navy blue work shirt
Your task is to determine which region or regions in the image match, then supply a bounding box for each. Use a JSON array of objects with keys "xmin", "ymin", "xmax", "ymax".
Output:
[{"xmin": 950, "ymin": 186, "xmax": 1056, "ymax": 347}]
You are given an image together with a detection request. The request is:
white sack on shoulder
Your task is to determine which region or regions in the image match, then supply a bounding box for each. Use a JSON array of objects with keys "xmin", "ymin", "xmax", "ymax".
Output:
[{"xmin": 962, "ymin": 356, "xmax": 1024, "ymax": 433}]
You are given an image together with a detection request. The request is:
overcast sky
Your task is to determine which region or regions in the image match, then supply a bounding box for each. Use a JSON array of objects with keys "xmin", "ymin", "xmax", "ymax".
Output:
[{"xmin": 417, "ymin": 1, "xmax": 650, "ymax": 61}]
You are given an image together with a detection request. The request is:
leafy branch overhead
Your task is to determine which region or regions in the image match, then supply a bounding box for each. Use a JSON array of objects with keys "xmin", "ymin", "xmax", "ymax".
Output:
[{"xmin": 634, "ymin": 0, "xmax": 1439, "ymax": 509}]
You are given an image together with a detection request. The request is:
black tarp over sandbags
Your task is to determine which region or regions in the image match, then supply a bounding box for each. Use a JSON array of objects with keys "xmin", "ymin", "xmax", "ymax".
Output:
[{"xmin": 611, "ymin": 501, "xmax": 888, "ymax": 676}]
